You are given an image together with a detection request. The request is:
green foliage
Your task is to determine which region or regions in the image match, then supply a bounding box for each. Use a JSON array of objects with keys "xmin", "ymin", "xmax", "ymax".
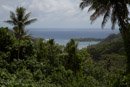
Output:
[
  {"xmin": 0, "ymin": 27, "xmax": 14, "ymax": 52},
  {"xmin": 80, "ymin": 1, "xmax": 130, "ymax": 85},
  {"xmin": 87, "ymin": 34, "xmax": 125, "ymax": 60},
  {"xmin": 0, "ymin": 28, "xmax": 127, "ymax": 86},
  {"xmin": 10, "ymin": 39, "xmax": 35, "ymax": 60},
  {"xmin": 64, "ymin": 39, "xmax": 81, "ymax": 73}
]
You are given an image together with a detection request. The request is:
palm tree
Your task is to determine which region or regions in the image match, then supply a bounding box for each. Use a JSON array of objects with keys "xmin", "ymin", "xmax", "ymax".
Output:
[
  {"xmin": 5, "ymin": 7, "xmax": 37, "ymax": 59},
  {"xmin": 80, "ymin": 0, "xmax": 130, "ymax": 77},
  {"xmin": 5, "ymin": 7, "xmax": 37, "ymax": 39},
  {"xmin": 65, "ymin": 39, "xmax": 80, "ymax": 74}
]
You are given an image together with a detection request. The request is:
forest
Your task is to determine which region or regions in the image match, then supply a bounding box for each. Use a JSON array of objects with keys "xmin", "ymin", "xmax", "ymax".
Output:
[
  {"xmin": 0, "ymin": 26, "xmax": 128, "ymax": 87},
  {"xmin": 1, "ymin": 0, "xmax": 130, "ymax": 87}
]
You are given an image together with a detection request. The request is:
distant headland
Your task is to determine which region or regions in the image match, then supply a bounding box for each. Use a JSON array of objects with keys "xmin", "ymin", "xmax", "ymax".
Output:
[{"xmin": 73, "ymin": 38, "xmax": 103, "ymax": 42}]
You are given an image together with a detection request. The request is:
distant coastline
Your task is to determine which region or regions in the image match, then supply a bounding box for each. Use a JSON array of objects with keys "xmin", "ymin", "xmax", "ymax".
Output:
[
  {"xmin": 74, "ymin": 38, "xmax": 103, "ymax": 42},
  {"xmin": 30, "ymin": 30, "xmax": 118, "ymax": 39}
]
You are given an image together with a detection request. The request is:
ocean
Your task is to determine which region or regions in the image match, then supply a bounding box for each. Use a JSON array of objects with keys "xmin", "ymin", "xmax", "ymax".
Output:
[{"xmin": 29, "ymin": 29, "xmax": 118, "ymax": 49}]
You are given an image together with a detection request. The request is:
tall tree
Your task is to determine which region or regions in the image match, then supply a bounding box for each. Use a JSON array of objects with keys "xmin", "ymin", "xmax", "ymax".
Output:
[
  {"xmin": 5, "ymin": 7, "xmax": 37, "ymax": 39},
  {"xmin": 5, "ymin": 7, "xmax": 37, "ymax": 59},
  {"xmin": 80, "ymin": 0, "xmax": 130, "ymax": 84},
  {"xmin": 65, "ymin": 39, "xmax": 81, "ymax": 74}
]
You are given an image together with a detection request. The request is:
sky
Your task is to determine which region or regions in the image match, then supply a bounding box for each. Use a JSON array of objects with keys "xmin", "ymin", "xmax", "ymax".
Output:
[{"xmin": 0, "ymin": 0, "xmax": 118, "ymax": 30}]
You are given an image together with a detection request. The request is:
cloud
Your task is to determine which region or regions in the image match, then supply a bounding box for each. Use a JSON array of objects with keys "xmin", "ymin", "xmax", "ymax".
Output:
[
  {"xmin": 28, "ymin": 0, "xmax": 80, "ymax": 17},
  {"xmin": 1, "ymin": 5, "xmax": 14, "ymax": 11},
  {"xmin": 30, "ymin": 0, "xmax": 73, "ymax": 12},
  {"xmin": 0, "ymin": 0, "xmax": 113, "ymax": 29},
  {"xmin": 25, "ymin": 0, "xmax": 92, "ymax": 28}
]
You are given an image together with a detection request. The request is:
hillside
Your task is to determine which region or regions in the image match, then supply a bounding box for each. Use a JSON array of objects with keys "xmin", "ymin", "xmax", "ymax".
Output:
[{"xmin": 87, "ymin": 33, "xmax": 125, "ymax": 60}]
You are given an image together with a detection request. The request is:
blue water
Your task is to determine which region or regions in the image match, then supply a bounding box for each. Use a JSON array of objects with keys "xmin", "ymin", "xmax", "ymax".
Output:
[
  {"xmin": 29, "ymin": 29, "xmax": 118, "ymax": 49},
  {"xmin": 54, "ymin": 39, "xmax": 100, "ymax": 49}
]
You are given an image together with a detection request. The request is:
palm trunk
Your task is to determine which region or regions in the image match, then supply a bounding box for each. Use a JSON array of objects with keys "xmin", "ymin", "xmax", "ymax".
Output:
[
  {"xmin": 116, "ymin": 7, "xmax": 130, "ymax": 84},
  {"xmin": 120, "ymin": 27, "xmax": 130, "ymax": 74},
  {"xmin": 18, "ymin": 28, "xmax": 20, "ymax": 59},
  {"xmin": 18, "ymin": 38, "xmax": 20, "ymax": 59},
  {"xmin": 117, "ymin": 8, "xmax": 130, "ymax": 74}
]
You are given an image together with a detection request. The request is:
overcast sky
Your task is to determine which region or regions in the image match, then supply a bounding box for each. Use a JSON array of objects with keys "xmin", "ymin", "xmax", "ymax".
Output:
[{"xmin": 0, "ymin": 0, "xmax": 118, "ymax": 30}]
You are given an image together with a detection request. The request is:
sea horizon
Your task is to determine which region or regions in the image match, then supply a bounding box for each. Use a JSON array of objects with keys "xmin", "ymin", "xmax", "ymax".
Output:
[{"xmin": 28, "ymin": 29, "xmax": 119, "ymax": 49}]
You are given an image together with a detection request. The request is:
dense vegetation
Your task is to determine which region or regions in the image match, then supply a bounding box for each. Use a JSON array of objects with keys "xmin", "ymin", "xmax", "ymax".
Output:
[{"xmin": 0, "ymin": 27, "xmax": 128, "ymax": 87}]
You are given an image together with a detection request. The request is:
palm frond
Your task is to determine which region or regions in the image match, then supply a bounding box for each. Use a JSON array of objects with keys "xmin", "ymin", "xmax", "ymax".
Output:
[
  {"xmin": 88, "ymin": 6, "xmax": 94, "ymax": 12},
  {"xmin": 10, "ymin": 11, "xmax": 15, "ymax": 20},
  {"xmin": 24, "ymin": 18, "xmax": 37, "ymax": 26},
  {"xmin": 102, "ymin": 8, "xmax": 111, "ymax": 28},
  {"xmin": 9, "ymin": 11, "xmax": 17, "ymax": 25},
  {"xmin": 111, "ymin": 8, "xmax": 117, "ymax": 29},
  {"xmin": 16, "ymin": 7, "xmax": 26, "ymax": 21},
  {"xmin": 80, "ymin": 0, "xmax": 92, "ymax": 10},
  {"xmin": 23, "ymin": 12, "xmax": 31, "ymax": 22},
  {"xmin": 90, "ymin": 7, "xmax": 106, "ymax": 23},
  {"xmin": 4, "ymin": 20, "xmax": 15, "ymax": 25},
  {"xmin": 80, "ymin": 0, "xmax": 129, "ymax": 29}
]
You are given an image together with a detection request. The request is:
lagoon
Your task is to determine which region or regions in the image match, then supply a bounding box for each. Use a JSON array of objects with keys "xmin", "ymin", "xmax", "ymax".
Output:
[{"xmin": 54, "ymin": 39, "xmax": 100, "ymax": 49}]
